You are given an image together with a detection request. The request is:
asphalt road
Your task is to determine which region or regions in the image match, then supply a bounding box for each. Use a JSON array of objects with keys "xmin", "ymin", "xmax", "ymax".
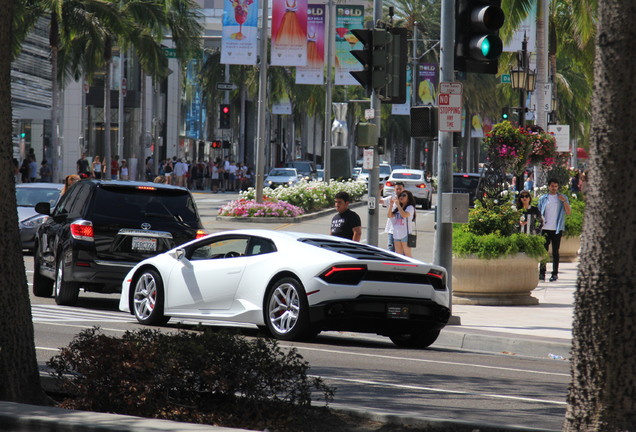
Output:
[{"xmin": 25, "ymin": 192, "xmax": 569, "ymax": 431}]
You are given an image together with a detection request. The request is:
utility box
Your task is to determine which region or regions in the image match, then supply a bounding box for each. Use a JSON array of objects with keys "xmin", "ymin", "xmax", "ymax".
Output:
[
  {"xmin": 356, "ymin": 123, "xmax": 378, "ymax": 147},
  {"xmin": 441, "ymin": 193, "xmax": 469, "ymax": 223}
]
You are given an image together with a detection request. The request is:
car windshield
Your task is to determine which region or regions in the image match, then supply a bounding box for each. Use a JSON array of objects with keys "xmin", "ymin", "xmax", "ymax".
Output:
[
  {"xmin": 392, "ymin": 172, "xmax": 422, "ymax": 180},
  {"xmin": 269, "ymin": 169, "xmax": 296, "ymax": 176},
  {"xmin": 16, "ymin": 187, "xmax": 61, "ymax": 207}
]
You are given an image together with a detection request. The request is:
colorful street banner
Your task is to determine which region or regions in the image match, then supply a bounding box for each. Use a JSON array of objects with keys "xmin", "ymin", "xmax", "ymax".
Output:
[
  {"xmin": 221, "ymin": 0, "xmax": 258, "ymax": 65},
  {"xmin": 271, "ymin": 0, "xmax": 308, "ymax": 66},
  {"xmin": 296, "ymin": 4, "xmax": 325, "ymax": 85},
  {"xmin": 416, "ymin": 63, "xmax": 438, "ymax": 106},
  {"xmin": 334, "ymin": 4, "xmax": 365, "ymax": 86}
]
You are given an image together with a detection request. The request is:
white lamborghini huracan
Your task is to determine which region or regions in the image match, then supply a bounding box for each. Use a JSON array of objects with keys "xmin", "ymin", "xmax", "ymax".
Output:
[{"xmin": 119, "ymin": 229, "xmax": 450, "ymax": 348}]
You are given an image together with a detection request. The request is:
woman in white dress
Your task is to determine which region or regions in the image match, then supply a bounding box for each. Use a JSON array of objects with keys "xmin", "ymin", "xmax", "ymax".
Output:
[{"xmin": 387, "ymin": 190, "xmax": 416, "ymax": 257}]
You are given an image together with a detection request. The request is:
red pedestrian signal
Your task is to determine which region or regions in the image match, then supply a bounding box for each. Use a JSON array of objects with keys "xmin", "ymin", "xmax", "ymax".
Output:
[
  {"xmin": 211, "ymin": 140, "xmax": 222, "ymax": 149},
  {"xmin": 219, "ymin": 104, "xmax": 231, "ymax": 129}
]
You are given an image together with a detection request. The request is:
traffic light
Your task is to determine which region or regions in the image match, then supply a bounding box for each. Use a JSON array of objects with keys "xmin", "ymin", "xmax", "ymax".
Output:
[
  {"xmin": 350, "ymin": 29, "xmax": 377, "ymax": 96},
  {"xmin": 219, "ymin": 104, "xmax": 231, "ymax": 129},
  {"xmin": 455, "ymin": 0, "xmax": 505, "ymax": 74},
  {"xmin": 350, "ymin": 27, "xmax": 408, "ymax": 104},
  {"xmin": 211, "ymin": 140, "xmax": 222, "ymax": 149},
  {"xmin": 380, "ymin": 27, "xmax": 407, "ymax": 104},
  {"xmin": 410, "ymin": 106, "xmax": 438, "ymax": 139},
  {"xmin": 501, "ymin": 106, "xmax": 510, "ymax": 121}
]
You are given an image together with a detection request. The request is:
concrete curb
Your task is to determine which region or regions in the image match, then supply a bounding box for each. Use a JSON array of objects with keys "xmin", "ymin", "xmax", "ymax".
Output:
[{"xmin": 436, "ymin": 327, "xmax": 571, "ymax": 359}]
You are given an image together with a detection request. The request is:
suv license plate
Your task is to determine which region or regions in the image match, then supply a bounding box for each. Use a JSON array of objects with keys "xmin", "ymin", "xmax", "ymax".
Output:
[
  {"xmin": 387, "ymin": 304, "xmax": 410, "ymax": 319},
  {"xmin": 132, "ymin": 237, "xmax": 157, "ymax": 252}
]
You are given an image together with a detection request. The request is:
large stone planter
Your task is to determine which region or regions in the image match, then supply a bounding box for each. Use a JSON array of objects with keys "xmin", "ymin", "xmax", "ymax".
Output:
[
  {"xmin": 452, "ymin": 253, "xmax": 540, "ymax": 305},
  {"xmin": 552, "ymin": 235, "xmax": 580, "ymax": 262}
]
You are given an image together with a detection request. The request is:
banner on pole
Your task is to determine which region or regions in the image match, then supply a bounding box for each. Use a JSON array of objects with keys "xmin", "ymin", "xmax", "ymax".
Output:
[
  {"xmin": 221, "ymin": 0, "xmax": 258, "ymax": 65},
  {"xmin": 334, "ymin": 4, "xmax": 365, "ymax": 86},
  {"xmin": 271, "ymin": 0, "xmax": 308, "ymax": 66},
  {"xmin": 296, "ymin": 4, "xmax": 325, "ymax": 84}
]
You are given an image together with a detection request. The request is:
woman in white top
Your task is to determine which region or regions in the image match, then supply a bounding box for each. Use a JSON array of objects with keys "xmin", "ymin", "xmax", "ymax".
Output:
[
  {"xmin": 387, "ymin": 190, "xmax": 416, "ymax": 257},
  {"xmin": 119, "ymin": 160, "xmax": 129, "ymax": 180},
  {"xmin": 92, "ymin": 156, "xmax": 102, "ymax": 179}
]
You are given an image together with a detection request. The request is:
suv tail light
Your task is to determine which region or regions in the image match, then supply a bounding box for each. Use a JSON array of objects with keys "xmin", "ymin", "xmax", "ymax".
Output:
[
  {"xmin": 195, "ymin": 229, "xmax": 207, "ymax": 239},
  {"xmin": 70, "ymin": 220, "xmax": 94, "ymax": 241}
]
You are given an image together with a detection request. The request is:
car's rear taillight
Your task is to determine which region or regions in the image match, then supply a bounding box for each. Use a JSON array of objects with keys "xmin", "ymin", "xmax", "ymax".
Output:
[
  {"xmin": 415, "ymin": 183, "xmax": 427, "ymax": 189},
  {"xmin": 319, "ymin": 265, "xmax": 367, "ymax": 285},
  {"xmin": 70, "ymin": 221, "xmax": 94, "ymax": 241},
  {"xmin": 385, "ymin": 181, "xmax": 395, "ymax": 187},
  {"xmin": 427, "ymin": 268, "xmax": 446, "ymax": 286},
  {"xmin": 195, "ymin": 230, "xmax": 207, "ymax": 239}
]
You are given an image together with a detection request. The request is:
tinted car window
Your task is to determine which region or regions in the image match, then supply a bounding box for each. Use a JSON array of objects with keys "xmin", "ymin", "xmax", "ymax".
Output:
[
  {"xmin": 54, "ymin": 185, "xmax": 82, "ymax": 216},
  {"xmin": 453, "ymin": 176, "xmax": 480, "ymax": 189},
  {"xmin": 91, "ymin": 187, "xmax": 199, "ymax": 222}
]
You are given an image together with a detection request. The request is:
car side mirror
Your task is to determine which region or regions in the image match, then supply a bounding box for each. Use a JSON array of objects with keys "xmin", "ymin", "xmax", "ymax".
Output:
[
  {"xmin": 174, "ymin": 249, "xmax": 186, "ymax": 260},
  {"xmin": 35, "ymin": 202, "xmax": 51, "ymax": 216}
]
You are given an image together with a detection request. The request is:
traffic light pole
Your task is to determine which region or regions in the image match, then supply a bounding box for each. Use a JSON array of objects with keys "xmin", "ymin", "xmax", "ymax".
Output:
[
  {"xmin": 254, "ymin": 0, "xmax": 269, "ymax": 204},
  {"xmin": 366, "ymin": 0, "xmax": 383, "ymax": 247},
  {"xmin": 434, "ymin": 0, "xmax": 455, "ymax": 314}
]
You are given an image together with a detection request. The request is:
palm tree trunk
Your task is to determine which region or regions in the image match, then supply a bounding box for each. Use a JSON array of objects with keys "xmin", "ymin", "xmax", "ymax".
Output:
[
  {"xmin": 0, "ymin": 0, "xmax": 49, "ymax": 404},
  {"xmin": 564, "ymin": 0, "xmax": 636, "ymax": 429}
]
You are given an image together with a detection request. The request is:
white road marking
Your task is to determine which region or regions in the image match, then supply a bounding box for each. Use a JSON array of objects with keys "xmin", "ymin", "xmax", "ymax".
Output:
[
  {"xmin": 292, "ymin": 346, "xmax": 569, "ymax": 377},
  {"xmin": 315, "ymin": 375, "xmax": 567, "ymax": 406}
]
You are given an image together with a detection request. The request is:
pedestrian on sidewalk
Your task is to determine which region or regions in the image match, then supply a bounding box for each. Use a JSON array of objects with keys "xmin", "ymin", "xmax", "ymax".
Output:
[
  {"xmin": 516, "ymin": 190, "xmax": 542, "ymax": 235},
  {"xmin": 387, "ymin": 190, "xmax": 416, "ymax": 258},
  {"xmin": 381, "ymin": 181, "xmax": 405, "ymax": 252},
  {"xmin": 538, "ymin": 178, "xmax": 571, "ymax": 282},
  {"xmin": 330, "ymin": 191, "xmax": 362, "ymax": 242}
]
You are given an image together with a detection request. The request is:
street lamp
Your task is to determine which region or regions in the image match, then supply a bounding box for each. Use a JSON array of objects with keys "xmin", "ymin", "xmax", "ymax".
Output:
[{"xmin": 510, "ymin": 34, "xmax": 536, "ymax": 126}]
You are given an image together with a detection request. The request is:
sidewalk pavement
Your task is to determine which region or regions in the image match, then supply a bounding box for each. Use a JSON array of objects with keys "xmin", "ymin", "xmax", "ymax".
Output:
[{"xmin": 436, "ymin": 260, "xmax": 576, "ymax": 359}]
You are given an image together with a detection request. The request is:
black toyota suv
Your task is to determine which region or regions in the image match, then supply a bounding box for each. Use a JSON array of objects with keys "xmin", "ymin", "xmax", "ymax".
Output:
[{"xmin": 32, "ymin": 180, "xmax": 206, "ymax": 306}]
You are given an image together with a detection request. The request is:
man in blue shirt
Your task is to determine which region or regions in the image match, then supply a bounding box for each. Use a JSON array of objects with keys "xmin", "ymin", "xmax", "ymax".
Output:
[{"xmin": 538, "ymin": 178, "xmax": 571, "ymax": 282}]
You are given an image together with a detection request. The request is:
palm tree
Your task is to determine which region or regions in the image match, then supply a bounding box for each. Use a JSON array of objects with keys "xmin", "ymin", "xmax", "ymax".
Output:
[{"xmin": 1, "ymin": 0, "xmax": 50, "ymax": 405}]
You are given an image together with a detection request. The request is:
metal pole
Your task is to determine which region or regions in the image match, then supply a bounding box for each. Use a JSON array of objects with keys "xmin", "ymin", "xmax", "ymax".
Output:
[
  {"xmin": 255, "ymin": 0, "xmax": 269, "ymax": 203},
  {"xmin": 366, "ymin": 0, "xmax": 383, "ymax": 247},
  {"xmin": 323, "ymin": 0, "xmax": 334, "ymax": 180},
  {"xmin": 433, "ymin": 0, "xmax": 455, "ymax": 305},
  {"xmin": 519, "ymin": 37, "xmax": 527, "ymax": 126},
  {"xmin": 118, "ymin": 51, "xmax": 125, "ymax": 160},
  {"xmin": 409, "ymin": 23, "xmax": 418, "ymax": 168}
]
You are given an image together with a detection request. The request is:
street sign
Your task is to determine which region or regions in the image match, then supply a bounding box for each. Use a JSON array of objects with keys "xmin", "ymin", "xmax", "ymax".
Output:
[
  {"xmin": 217, "ymin": 82, "xmax": 237, "ymax": 91},
  {"xmin": 438, "ymin": 82, "xmax": 463, "ymax": 132},
  {"xmin": 501, "ymin": 74, "xmax": 511, "ymax": 83},
  {"xmin": 162, "ymin": 48, "xmax": 177, "ymax": 58},
  {"xmin": 364, "ymin": 109, "xmax": 374, "ymax": 120},
  {"xmin": 548, "ymin": 124, "xmax": 570, "ymax": 152},
  {"xmin": 439, "ymin": 82, "xmax": 463, "ymax": 94}
]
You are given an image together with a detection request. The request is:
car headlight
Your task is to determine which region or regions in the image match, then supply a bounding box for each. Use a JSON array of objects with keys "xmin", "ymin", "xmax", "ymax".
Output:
[{"xmin": 20, "ymin": 214, "xmax": 49, "ymax": 228}]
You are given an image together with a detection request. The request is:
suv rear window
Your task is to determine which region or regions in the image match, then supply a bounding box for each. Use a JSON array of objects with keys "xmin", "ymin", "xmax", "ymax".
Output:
[
  {"xmin": 453, "ymin": 175, "xmax": 480, "ymax": 189},
  {"xmin": 92, "ymin": 187, "xmax": 199, "ymax": 222}
]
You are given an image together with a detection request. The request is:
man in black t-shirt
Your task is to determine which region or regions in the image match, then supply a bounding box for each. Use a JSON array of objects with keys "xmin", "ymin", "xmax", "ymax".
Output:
[
  {"xmin": 330, "ymin": 191, "xmax": 362, "ymax": 241},
  {"xmin": 76, "ymin": 153, "xmax": 90, "ymax": 178}
]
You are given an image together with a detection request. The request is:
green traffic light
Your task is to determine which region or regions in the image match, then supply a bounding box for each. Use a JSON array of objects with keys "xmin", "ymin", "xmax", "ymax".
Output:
[
  {"xmin": 481, "ymin": 38, "xmax": 490, "ymax": 57},
  {"xmin": 502, "ymin": 113, "xmax": 509, "ymax": 120}
]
